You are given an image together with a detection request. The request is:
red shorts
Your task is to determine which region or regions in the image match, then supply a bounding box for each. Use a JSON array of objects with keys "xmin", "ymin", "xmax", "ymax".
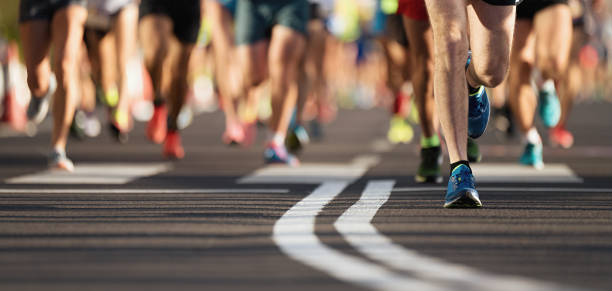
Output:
[{"xmin": 397, "ymin": 0, "xmax": 428, "ymax": 21}]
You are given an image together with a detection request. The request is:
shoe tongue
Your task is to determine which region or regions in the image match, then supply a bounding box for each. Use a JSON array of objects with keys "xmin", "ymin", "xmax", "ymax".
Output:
[{"xmin": 452, "ymin": 164, "xmax": 469, "ymax": 175}]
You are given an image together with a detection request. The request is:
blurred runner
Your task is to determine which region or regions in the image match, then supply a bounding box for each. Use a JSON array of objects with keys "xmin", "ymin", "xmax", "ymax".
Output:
[
  {"xmin": 85, "ymin": 0, "xmax": 139, "ymax": 142},
  {"xmin": 424, "ymin": 0, "xmax": 517, "ymax": 208},
  {"xmin": 235, "ymin": 0, "xmax": 309, "ymax": 166},
  {"xmin": 508, "ymin": 0, "xmax": 572, "ymax": 169},
  {"xmin": 20, "ymin": 0, "xmax": 88, "ymax": 171},
  {"xmin": 139, "ymin": 0, "xmax": 201, "ymax": 159}
]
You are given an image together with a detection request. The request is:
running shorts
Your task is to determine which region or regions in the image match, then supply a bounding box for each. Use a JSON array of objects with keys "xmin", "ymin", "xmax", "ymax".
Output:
[
  {"xmin": 19, "ymin": 0, "xmax": 87, "ymax": 23},
  {"xmin": 235, "ymin": 0, "xmax": 309, "ymax": 45},
  {"xmin": 89, "ymin": 0, "xmax": 135, "ymax": 16},
  {"xmin": 218, "ymin": 0, "xmax": 237, "ymax": 17},
  {"xmin": 482, "ymin": 0, "xmax": 521, "ymax": 5},
  {"xmin": 517, "ymin": 0, "xmax": 569, "ymax": 19},
  {"xmin": 139, "ymin": 0, "xmax": 201, "ymax": 44},
  {"xmin": 398, "ymin": 0, "xmax": 428, "ymax": 21}
]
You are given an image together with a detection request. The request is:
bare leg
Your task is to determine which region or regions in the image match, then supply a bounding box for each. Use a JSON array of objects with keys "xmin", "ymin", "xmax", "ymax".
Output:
[
  {"xmin": 403, "ymin": 17, "xmax": 437, "ymax": 138},
  {"xmin": 267, "ymin": 26, "xmax": 306, "ymax": 139},
  {"xmin": 139, "ymin": 16, "xmax": 172, "ymax": 98},
  {"xmin": 508, "ymin": 20, "xmax": 536, "ymax": 134},
  {"xmin": 50, "ymin": 5, "xmax": 87, "ymax": 151},
  {"xmin": 114, "ymin": 4, "xmax": 139, "ymax": 118},
  {"xmin": 19, "ymin": 21, "xmax": 52, "ymax": 98},
  {"xmin": 424, "ymin": 0, "xmax": 469, "ymax": 163},
  {"xmin": 167, "ymin": 44, "xmax": 195, "ymax": 130}
]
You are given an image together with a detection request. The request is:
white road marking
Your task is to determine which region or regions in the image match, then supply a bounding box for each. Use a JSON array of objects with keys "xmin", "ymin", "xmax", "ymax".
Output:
[
  {"xmin": 336, "ymin": 180, "xmax": 580, "ymax": 291},
  {"xmin": 393, "ymin": 187, "xmax": 612, "ymax": 193},
  {"xmin": 5, "ymin": 163, "xmax": 171, "ymax": 184},
  {"xmin": 273, "ymin": 181, "xmax": 445, "ymax": 291},
  {"xmin": 0, "ymin": 188, "xmax": 289, "ymax": 194},
  {"xmin": 238, "ymin": 155, "xmax": 379, "ymax": 184},
  {"xmin": 470, "ymin": 163, "xmax": 582, "ymax": 183}
]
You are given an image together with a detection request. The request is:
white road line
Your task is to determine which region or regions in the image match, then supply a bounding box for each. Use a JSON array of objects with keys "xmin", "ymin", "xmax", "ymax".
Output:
[
  {"xmin": 273, "ymin": 181, "xmax": 445, "ymax": 291},
  {"xmin": 393, "ymin": 187, "xmax": 612, "ymax": 193},
  {"xmin": 5, "ymin": 163, "xmax": 171, "ymax": 184},
  {"xmin": 336, "ymin": 180, "xmax": 581, "ymax": 291},
  {"xmin": 238, "ymin": 154, "xmax": 379, "ymax": 184},
  {"xmin": 0, "ymin": 188, "xmax": 289, "ymax": 194},
  {"xmin": 471, "ymin": 163, "xmax": 583, "ymax": 183}
]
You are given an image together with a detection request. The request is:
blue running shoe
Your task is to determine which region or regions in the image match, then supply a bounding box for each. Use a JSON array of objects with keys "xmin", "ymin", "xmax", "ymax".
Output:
[
  {"xmin": 538, "ymin": 85, "xmax": 561, "ymax": 128},
  {"xmin": 444, "ymin": 164, "xmax": 482, "ymax": 208},
  {"xmin": 519, "ymin": 142, "xmax": 544, "ymax": 170},
  {"xmin": 468, "ymin": 86, "xmax": 490, "ymax": 139},
  {"xmin": 264, "ymin": 143, "xmax": 300, "ymax": 167}
]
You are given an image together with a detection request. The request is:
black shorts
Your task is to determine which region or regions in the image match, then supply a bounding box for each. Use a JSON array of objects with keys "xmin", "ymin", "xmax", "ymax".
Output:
[
  {"xmin": 139, "ymin": 0, "xmax": 201, "ymax": 44},
  {"xmin": 19, "ymin": 0, "xmax": 86, "ymax": 23},
  {"xmin": 481, "ymin": 0, "xmax": 521, "ymax": 5},
  {"xmin": 517, "ymin": 0, "xmax": 569, "ymax": 19}
]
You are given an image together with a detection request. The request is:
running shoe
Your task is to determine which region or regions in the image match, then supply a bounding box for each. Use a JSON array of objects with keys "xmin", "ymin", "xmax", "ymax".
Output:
[
  {"xmin": 549, "ymin": 125, "xmax": 574, "ymax": 149},
  {"xmin": 27, "ymin": 75, "xmax": 56, "ymax": 124},
  {"xmin": 163, "ymin": 131, "xmax": 185, "ymax": 159},
  {"xmin": 444, "ymin": 164, "xmax": 482, "ymax": 208},
  {"xmin": 146, "ymin": 104, "xmax": 167, "ymax": 144},
  {"xmin": 223, "ymin": 121, "xmax": 246, "ymax": 146},
  {"xmin": 264, "ymin": 142, "xmax": 300, "ymax": 166},
  {"xmin": 467, "ymin": 137, "xmax": 482, "ymax": 163},
  {"xmin": 49, "ymin": 149, "xmax": 74, "ymax": 172},
  {"xmin": 387, "ymin": 115, "xmax": 414, "ymax": 144},
  {"xmin": 110, "ymin": 108, "xmax": 130, "ymax": 143},
  {"xmin": 286, "ymin": 124, "xmax": 310, "ymax": 154},
  {"xmin": 519, "ymin": 142, "xmax": 544, "ymax": 170},
  {"xmin": 468, "ymin": 85, "xmax": 490, "ymax": 139},
  {"xmin": 538, "ymin": 85, "xmax": 561, "ymax": 128},
  {"xmin": 415, "ymin": 146, "xmax": 443, "ymax": 184}
]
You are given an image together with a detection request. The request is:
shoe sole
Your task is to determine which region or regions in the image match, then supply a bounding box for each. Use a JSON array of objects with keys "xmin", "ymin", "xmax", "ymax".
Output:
[{"xmin": 444, "ymin": 190, "xmax": 482, "ymax": 208}]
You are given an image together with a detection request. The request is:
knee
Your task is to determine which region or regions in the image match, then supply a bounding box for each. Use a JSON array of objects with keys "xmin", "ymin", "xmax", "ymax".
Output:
[
  {"xmin": 473, "ymin": 57, "xmax": 509, "ymax": 87},
  {"xmin": 537, "ymin": 55, "xmax": 568, "ymax": 79}
]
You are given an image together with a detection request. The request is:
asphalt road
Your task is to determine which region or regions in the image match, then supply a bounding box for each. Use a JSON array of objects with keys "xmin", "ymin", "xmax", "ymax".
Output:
[{"xmin": 0, "ymin": 101, "xmax": 611, "ymax": 291}]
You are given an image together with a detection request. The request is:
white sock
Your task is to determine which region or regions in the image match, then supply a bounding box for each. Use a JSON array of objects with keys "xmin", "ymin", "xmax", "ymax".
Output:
[
  {"xmin": 268, "ymin": 131, "xmax": 285, "ymax": 146},
  {"xmin": 541, "ymin": 79, "xmax": 555, "ymax": 92},
  {"xmin": 525, "ymin": 128, "xmax": 542, "ymax": 145}
]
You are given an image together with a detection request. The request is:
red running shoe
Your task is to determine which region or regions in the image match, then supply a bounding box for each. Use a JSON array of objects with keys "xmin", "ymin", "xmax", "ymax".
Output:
[
  {"xmin": 163, "ymin": 131, "xmax": 185, "ymax": 159},
  {"xmin": 549, "ymin": 125, "xmax": 574, "ymax": 149},
  {"xmin": 147, "ymin": 104, "xmax": 167, "ymax": 144}
]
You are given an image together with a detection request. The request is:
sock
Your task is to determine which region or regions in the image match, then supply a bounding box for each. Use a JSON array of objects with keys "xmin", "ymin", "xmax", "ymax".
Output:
[
  {"xmin": 268, "ymin": 131, "xmax": 285, "ymax": 146},
  {"xmin": 525, "ymin": 127, "xmax": 542, "ymax": 145},
  {"xmin": 53, "ymin": 146, "xmax": 66, "ymax": 157},
  {"xmin": 468, "ymin": 83, "xmax": 481, "ymax": 95},
  {"xmin": 153, "ymin": 93, "xmax": 165, "ymax": 107},
  {"xmin": 167, "ymin": 117, "xmax": 178, "ymax": 132},
  {"xmin": 541, "ymin": 79, "xmax": 555, "ymax": 93},
  {"xmin": 420, "ymin": 135, "xmax": 440, "ymax": 149},
  {"xmin": 450, "ymin": 160, "xmax": 470, "ymax": 175}
]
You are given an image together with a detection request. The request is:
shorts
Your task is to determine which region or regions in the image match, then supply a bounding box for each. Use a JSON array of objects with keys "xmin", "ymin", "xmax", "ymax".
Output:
[
  {"xmin": 218, "ymin": 0, "xmax": 237, "ymax": 17},
  {"xmin": 235, "ymin": 0, "xmax": 309, "ymax": 45},
  {"xmin": 139, "ymin": 0, "xmax": 201, "ymax": 44},
  {"xmin": 482, "ymin": 0, "xmax": 521, "ymax": 5},
  {"xmin": 517, "ymin": 0, "xmax": 568, "ymax": 19},
  {"xmin": 19, "ymin": 0, "xmax": 87, "ymax": 23},
  {"xmin": 398, "ymin": 0, "xmax": 428, "ymax": 21},
  {"xmin": 89, "ymin": 0, "xmax": 135, "ymax": 16}
]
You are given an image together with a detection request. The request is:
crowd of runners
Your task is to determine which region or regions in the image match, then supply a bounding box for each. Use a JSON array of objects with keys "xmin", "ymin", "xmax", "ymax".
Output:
[{"xmin": 1, "ymin": 0, "xmax": 611, "ymax": 207}]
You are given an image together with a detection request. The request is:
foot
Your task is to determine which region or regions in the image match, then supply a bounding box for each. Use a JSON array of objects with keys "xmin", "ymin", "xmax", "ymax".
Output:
[
  {"xmin": 467, "ymin": 137, "xmax": 482, "ymax": 163},
  {"xmin": 110, "ymin": 108, "xmax": 131, "ymax": 143},
  {"xmin": 49, "ymin": 149, "xmax": 74, "ymax": 172},
  {"xmin": 264, "ymin": 142, "xmax": 300, "ymax": 166},
  {"xmin": 415, "ymin": 146, "xmax": 443, "ymax": 184},
  {"xmin": 163, "ymin": 131, "xmax": 185, "ymax": 159},
  {"xmin": 549, "ymin": 126, "xmax": 574, "ymax": 149},
  {"xmin": 223, "ymin": 121, "xmax": 246, "ymax": 146},
  {"xmin": 444, "ymin": 164, "xmax": 482, "ymax": 208},
  {"xmin": 467, "ymin": 86, "xmax": 490, "ymax": 139},
  {"xmin": 538, "ymin": 84, "xmax": 561, "ymax": 128},
  {"xmin": 520, "ymin": 142, "xmax": 544, "ymax": 170},
  {"xmin": 147, "ymin": 104, "xmax": 167, "ymax": 144},
  {"xmin": 27, "ymin": 75, "xmax": 56, "ymax": 124}
]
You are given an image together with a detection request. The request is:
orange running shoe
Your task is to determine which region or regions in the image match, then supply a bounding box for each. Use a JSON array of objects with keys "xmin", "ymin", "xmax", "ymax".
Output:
[
  {"xmin": 163, "ymin": 131, "xmax": 185, "ymax": 159},
  {"xmin": 147, "ymin": 104, "xmax": 167, "ymax": 144},
  {"xmin": 549, "ymin": 125, "xmax": 574, "ymax": 149}
]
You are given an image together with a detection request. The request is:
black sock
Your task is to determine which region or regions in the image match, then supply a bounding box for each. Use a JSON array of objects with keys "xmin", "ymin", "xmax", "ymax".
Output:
[
  {"xmin": 153, "ymin": 95, "xmax": 165, "ymax": 107},
  {"xmin": 450, "ymin": 160, "xmax": 470, "ymax": 175},
  {"xmin": 167, "ymin": 117, "xmax": 178, "ymax": 132},
  {"xmin": 467, "ymin": 83, "xmax": 479, "ymax": 95}
]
